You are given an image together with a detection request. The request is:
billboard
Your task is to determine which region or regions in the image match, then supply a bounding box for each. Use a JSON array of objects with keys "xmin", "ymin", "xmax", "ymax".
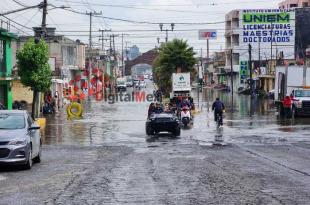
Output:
[
  {"xmin": 199, "ymin": 29, "xmax": 217, "ymax": 40},
  {"xmin": 240, "ymin": 9, "xmax": 295, "ymax": 60}
]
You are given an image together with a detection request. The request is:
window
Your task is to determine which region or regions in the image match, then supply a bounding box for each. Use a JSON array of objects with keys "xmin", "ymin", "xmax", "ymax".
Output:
[
  {"xmin": 295, "ymin": 90, "xmax": 310, "ymax": 97},
  {"xmin": 302, "ymin": 2, "xmax": 309, "ymax": 7},
  {"xmin": 290, "ymin": 4, "xmax": 298, "ymax": 8},
  {"xmin": 0, "ymin": 113, "xmax": 25, "ymax": 129},
  {"xmin": 0, "ymin": 39, "xmax": 5, "ymax": 72}
]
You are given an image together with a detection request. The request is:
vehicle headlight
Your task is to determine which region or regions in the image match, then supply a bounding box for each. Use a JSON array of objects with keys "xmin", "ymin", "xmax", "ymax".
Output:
[{"xmin": 8, "ymin": 139, "xmax": 27, "ymax": 146}]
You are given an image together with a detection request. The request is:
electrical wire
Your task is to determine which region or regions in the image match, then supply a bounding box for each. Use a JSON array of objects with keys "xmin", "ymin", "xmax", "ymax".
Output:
[
  {"xmin": 1, "ymin": 15, "xmax": 32, "ymax": 30},
  {"xmin": 54, "ymin": 0, "xmax": 280, "ymax": 8},
  {"xmin": 60, "ymin": 7, "xmax": 226, "ymax": 25},
  {"xmin": 11, "ymin": 0, "xmax": 28, "ymax": 7}
]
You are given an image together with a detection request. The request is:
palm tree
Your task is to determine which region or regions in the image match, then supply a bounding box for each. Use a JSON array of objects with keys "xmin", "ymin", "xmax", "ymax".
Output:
[{"xmin": 153, "ymin": 39, "xmax": 196, "ymax": 94}]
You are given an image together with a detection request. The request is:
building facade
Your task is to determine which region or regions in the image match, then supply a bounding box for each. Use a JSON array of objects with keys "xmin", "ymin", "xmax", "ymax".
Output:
[
  {"xmin": 12, "ymin": 28, "xmax": 86, "ymax": 108},
  {"xmin": 224, "ymin": 8, "xmax": 299, "ymax": 93},
  {"xmin": 279, "ymin": 0, "xmax": 310, "ymax": 9},
  {"xmin": 129, "ymin": 45, "xmax": 140, "ymax": 60},
  {"xmin": 0, "ymin": 28, "xmax": 16, "ymax": 109}
]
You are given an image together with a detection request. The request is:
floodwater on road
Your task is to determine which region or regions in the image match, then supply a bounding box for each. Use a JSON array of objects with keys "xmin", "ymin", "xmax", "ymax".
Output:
[
  {"xmin": 41, "ymin": 83, "xmax": 310, "ymax": 148},
  {"xmin": 3, "ymin": 82, "xmax": 310, "ymax": 205}
]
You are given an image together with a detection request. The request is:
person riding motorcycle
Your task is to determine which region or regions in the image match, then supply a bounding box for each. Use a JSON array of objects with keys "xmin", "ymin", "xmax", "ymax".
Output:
[
  {"xmin": 180, "ymin": 106, "xmax": 191, "ymax": 126},
  {"xmin": 212, "ymin": 98, "xmax": 225, "ymax": 126}
]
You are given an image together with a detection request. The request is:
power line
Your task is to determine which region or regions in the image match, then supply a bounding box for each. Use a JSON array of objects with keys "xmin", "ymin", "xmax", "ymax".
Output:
[
  {"xmin": 1, "ymin": 15, "xmax": 32, "ymax": 30},
  {"xmin": 59, "ymin": 7, "xmax": 226, "ymax": 25},
  {"xmin": 55, "ymin": 0, "xmax": 280, "ymax": 7},
  {"xmin": 11, "ymin": 0, "xmax": 28, "ymax": 7}
]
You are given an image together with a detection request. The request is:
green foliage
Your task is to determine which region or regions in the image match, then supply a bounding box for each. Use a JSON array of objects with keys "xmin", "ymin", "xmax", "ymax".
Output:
[
  {"xmin": 16, "ymin": 39, "xmax": 52, "ymax": 92},
  {"xmin": 153, "ymin": 39, "xmax": 196, "ymax": 94}
]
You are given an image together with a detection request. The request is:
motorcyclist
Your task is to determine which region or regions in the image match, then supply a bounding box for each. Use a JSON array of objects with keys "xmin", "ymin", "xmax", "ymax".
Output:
[
  {"xmin": 180, "ymin": 98, "xmax": 190, "ymax": 109},
  {"xmin": 212, "ymin": 98, "xmax": 225, "ymax": 125}
]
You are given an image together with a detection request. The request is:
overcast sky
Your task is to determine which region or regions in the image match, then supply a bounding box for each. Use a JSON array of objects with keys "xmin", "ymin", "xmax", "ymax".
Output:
[{"xmin": 1, "ymin": 0, "xmax": 281, "ymax": 56}]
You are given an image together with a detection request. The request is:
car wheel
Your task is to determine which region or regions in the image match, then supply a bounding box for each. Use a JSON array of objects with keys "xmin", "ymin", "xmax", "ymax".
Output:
[
  {"xmin": 24, "ymin": 147, "xmax": 33, "ymax": 170},
  {"xmin": 33, "ymin": 142, "xmax": 42, "ymax": 163},
  {"xmin": 146, "ymin": 125, "xmax": 154, "ymax": 135},
  {"xmin": 173, "ymin": 127, "xmax": 181, "ymax": 137}
]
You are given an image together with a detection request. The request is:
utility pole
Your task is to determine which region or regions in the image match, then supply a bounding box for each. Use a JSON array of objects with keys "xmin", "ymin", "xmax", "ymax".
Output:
[
  {"xmin": 270, "ymin": 23, "xmax": 273, "ymax": 74},
  {"xmin": 41, "ymin": 0, "xmax": 47, "ymax": 37},
  {"xmin": 109, "ymin": 35, "xmax": 112, "ymax": 57},
  {"xmin": 32, "ymin": 0, "xmax": 48, "ymax": 118},
  {"xmin": 99, "ymin": 29, "xmax": 111, "ymax": 52},
  {"xmin": 248, "ymin": 44, "xmax": 253, "ymax": 97},
  {"xmin": 86, "ymin": 11, "xmax": 102, "ymax": 50},
  {"xmin": 121, "ymin": 34, "xmax": 124, "ymax": 76},
  {"xmin": 112, "ymin": 34, "xmax": 116, "ymax": 59},
  {"xmin": 258, "ymin": 40, "xmax": 261, "ymax": 70},
  {"xmin": 159, "ymin": 23, "xmax": 175, "ymax": 43},
  {"xmin": 86, "ymin": 11, "xmax": 102, "ymax": 100},
  {"xmin": 230, "ymin": 49, "xmax": 233, "ymax": 93},
  {"xmin": 230, "ymin": 49, "xmax": 234, "ymax": 113},
  {"xmin": 207, "ymin": 39, "xmax": 209, "ymax": 60}
]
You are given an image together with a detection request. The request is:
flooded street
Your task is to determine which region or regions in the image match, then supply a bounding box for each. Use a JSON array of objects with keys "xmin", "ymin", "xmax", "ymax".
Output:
[
  {"xmin": 42, "ymin": 82, "xmax": 310, "ymax": 148},
  {"xmin": 1, "ymin": 81, "xmax": 310, "ymax": 204}
]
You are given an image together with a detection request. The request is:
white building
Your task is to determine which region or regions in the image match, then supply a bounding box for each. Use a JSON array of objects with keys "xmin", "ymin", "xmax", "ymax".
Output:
[{"xmin": 225, "ymin": 10, "xmax": 242, "ymax": 91}]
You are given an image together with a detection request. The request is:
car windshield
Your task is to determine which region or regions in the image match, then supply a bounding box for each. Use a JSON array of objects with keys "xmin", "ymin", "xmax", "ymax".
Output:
[
  {"xmin": 295, "ymin": 90, "xmax": 310, "ymax": 97},
  {"xmin": 0, "ymin": 113, "xmax": 25, "ymax": 129},
  {"xmin": 117, "ymin": 81, "xmax": 125, "ymax": 84}
]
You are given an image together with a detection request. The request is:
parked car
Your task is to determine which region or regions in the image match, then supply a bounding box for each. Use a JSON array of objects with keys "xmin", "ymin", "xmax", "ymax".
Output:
[{"xmin": 0, "ymin": 110, "xmax": 41, "ymax": 169}]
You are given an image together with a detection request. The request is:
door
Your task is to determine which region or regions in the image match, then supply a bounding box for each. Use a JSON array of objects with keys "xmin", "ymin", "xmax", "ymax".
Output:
[
  {"xmin": 27, "ymin": 114, "xmax": 40, "ymax": 157},
  {"xmin": 0, "ymin": 85, "xmax": 7, "ymax": 108}
]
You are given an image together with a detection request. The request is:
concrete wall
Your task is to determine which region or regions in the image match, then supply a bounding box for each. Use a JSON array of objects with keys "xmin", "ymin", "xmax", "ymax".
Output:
[
  {"xmin": 77, "ymin": 44, "xmax": 85, "ymax": 69},
  {"xmin": 12, "ymin": 80, "xmax": 33, "ymax": 104}
]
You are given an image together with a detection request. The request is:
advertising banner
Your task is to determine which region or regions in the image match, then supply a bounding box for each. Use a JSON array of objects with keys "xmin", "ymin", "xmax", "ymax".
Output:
[
  {"xmin": 172, "ymin": 73, "xmax": 191, "ymax": 91},
  {"xmin": 240, "ymin": 9, "xmax": 295, "ymax": 60},
  {"xmin": 240, "ymin": 61, "xmax": 249, "ymax": 84},
  {"xmin": 198, "ymin": 29, "xmax": 217, "ymax": 40}
]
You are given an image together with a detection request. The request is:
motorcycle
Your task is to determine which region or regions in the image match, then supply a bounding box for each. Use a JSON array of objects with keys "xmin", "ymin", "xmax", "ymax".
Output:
[{"xmin": 180, "ymin": 107, "xmax": 192, "ymax": 128}]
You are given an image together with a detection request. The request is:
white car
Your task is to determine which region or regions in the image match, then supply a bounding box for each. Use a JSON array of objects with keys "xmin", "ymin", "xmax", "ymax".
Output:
[
  {"xmin": 0, "ymin": 110, "xmax": 42, "ymax": 169},
  {"xmin": 139, "ymin": 81, "xmax": 146, "ymax": 88}
]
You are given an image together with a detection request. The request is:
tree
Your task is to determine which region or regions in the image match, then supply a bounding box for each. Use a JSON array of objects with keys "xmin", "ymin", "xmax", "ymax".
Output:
[
  {"xmin": 153, "ymin": 39, "xmax": 196, "ymax": 94},
  {"xmin": 16, "ymin": 39, "xmax": 52, "ymax": 119}
]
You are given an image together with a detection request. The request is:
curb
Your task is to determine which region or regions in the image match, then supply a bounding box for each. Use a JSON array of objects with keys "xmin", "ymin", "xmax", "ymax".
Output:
[{"xmin": 35, "ymin": 117, "xmax": 46, "ymax": 129}]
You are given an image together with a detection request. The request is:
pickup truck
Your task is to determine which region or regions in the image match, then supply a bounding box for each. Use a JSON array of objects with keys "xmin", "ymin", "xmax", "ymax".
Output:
[{"xmin": 275, "ymin": 65, "xmax": 310, "ymax": 117}]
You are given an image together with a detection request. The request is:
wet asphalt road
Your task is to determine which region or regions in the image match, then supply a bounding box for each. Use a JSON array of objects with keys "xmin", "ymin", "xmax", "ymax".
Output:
[{"xmin": 1, "ymin": 81, "xmax": 310, "ymax": 205}]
